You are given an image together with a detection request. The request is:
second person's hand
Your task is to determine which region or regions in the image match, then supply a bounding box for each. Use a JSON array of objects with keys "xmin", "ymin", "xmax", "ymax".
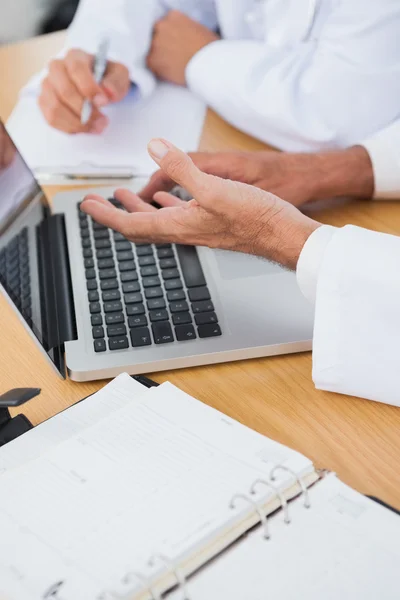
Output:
[{"xmin": 38, "ymin": 49, "xmax": 131, "ymax": 134}]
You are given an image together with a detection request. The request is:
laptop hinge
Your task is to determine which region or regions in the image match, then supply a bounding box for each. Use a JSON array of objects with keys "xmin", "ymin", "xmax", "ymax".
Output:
[{"xmin": 37, "ymin": 214, "xmax": 77, "ymax": 378}]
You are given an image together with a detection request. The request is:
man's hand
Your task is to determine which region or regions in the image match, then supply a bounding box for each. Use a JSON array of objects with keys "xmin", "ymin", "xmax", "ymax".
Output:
[
  {"xmin": 81, "ymin": 139, "xmax": 320, "ymax": 270},
  {"xmin": 140, "ymin": 147, "xmax": 375, "ymax": 207},
  {"xmin": 0, "ymin": 123, "xmax": 16, "ymax": 170},
  {"xmin": 147, "ymin": 11, "xmax": 220, "ymax": 86},
  {"xmin": 38, "ymin": 49, "xmax": 131, "ymax": 134}
]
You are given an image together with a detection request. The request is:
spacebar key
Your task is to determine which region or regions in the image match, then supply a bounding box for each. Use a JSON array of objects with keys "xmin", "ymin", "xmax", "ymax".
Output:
[{"xmin": 175, "ymin": 245, "xmax": 206, "ymax": 288}]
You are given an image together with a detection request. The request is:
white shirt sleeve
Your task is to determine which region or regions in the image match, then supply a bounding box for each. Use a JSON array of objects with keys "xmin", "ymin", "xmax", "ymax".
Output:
[
  {"xmin": 297, "ymin": 225, "xmax": 400, "ymax": 407},
  {"xmin": 360, "ymin": 119, "xmax": 400, "ymax": 200},
  {"xmin": 186, "ymin": 1, "xmax": 400, "ymax": 152}
]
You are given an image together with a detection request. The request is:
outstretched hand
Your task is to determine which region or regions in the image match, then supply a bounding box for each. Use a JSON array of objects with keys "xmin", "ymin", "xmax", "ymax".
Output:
[{"xmin": 81, "ymin": 139, "xmax": 320, "ymax": 270}]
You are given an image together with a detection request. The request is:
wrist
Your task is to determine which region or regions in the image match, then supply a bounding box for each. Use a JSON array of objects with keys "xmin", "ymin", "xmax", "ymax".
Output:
[{"xmin": 308, "ymin": 146, "xmax": 375, "ymax": 201}]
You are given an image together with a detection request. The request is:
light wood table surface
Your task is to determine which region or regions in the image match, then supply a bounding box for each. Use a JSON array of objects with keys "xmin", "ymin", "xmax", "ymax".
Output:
[{"xmin": 1, "ymin": 32, "xmax": 400, "ymax": 509}]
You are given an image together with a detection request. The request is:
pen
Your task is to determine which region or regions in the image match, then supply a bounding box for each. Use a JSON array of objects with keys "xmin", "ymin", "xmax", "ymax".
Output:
[{"xmin": 81, "ymin": 39, "xmax": 110, "ymax": 126}]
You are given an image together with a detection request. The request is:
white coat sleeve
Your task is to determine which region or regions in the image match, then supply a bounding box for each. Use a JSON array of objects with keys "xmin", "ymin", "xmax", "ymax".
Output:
[
  {"xmin": 303, "ymin": 225, "xmax": 400, "ymax": 407},
  {"xmin": 360, "ymin": 119, "xmax": 400, "ymax": 200},
  {"xmin": 185, "ymin": 0, "xmax": 400, "ymax": 152}
]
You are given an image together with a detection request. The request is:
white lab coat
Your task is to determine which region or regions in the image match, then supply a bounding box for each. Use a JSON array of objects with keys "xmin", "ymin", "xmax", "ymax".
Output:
[
  {"xmin": 297, "ymin": 225, "xmax": 400, "ymax": 406},
  {"xmin": 63, "ymin": 0, "xmax": 400, "ymax": 152}
]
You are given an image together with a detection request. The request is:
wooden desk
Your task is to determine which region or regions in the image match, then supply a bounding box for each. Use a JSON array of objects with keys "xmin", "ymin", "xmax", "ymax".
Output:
[{"xmin": 1, "ymin": 32, "xmax": 400, "ymax": 509}]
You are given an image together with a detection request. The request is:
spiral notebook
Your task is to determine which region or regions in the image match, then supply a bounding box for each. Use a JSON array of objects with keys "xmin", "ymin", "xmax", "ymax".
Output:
[{"xmin": 0, "ymin": 374, "xmax": 399, "ymax": 600}]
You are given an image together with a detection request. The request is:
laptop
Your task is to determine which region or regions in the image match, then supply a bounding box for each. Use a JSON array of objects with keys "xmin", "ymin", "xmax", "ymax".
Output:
[{"xmin": 0, "ymin": 121, "xmax": 313, "ymax": 381}]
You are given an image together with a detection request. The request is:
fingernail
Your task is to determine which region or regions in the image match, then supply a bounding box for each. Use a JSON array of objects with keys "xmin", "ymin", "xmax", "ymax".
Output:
[
  {"xmin": 148, "ymin": 139, "xmax": 170, "ymax": 160},
  {"xmin": 93, "ymin": 93, "xmax": 108, "ymax": 107}
]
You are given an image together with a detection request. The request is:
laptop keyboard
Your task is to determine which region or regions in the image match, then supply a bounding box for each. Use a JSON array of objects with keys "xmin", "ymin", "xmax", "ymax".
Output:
[
  {"xmin": 78, "ymin": 200, "xmax": 222, "ymax": 353},
  {"xmin": 0, "ymin": 227, "xmax": 32, "ymax": 322}
]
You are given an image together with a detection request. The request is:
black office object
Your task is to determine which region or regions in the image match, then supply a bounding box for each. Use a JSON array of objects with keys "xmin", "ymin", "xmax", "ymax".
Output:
[{"xmin": 0, "ymin": 388, "xmax": 39, "ymax": 447}]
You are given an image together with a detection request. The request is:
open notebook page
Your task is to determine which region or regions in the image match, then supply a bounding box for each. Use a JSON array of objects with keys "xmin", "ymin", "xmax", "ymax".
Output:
[
  {"xmin": 7, "ymin": 83, "xmax": 206, "ymax": 178},
  {"xmin": 0, "ymin": 373, "xmax": 148, "ymax": 473},
  {"xmin": 0, "ymin": 381, "xmax": 314, "ymax": 600},
  {"xmin": 166, "ymin": 474, "xmax": 400, "ymax": 600}
]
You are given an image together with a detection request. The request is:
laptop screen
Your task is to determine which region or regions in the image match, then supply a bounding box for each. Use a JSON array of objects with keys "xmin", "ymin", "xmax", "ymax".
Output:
[{"xmin": 0, "ymin": 120, "xmax": 64, "ymax": 374}]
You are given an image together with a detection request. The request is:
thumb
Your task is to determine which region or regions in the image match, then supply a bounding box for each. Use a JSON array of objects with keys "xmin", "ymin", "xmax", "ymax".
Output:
[
  {"xmin": 97, "ymin": 62, "xmax": 130, "ymax": 105},
  {"xmin": 147, "ymin": 138, "xmax": 215, "ymax": 204}
]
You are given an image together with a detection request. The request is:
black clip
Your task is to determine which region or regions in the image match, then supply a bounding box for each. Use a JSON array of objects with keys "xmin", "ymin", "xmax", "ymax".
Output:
[{"xmin": 0, "ymin": 388, "xmax": 40, "ymax": 447}]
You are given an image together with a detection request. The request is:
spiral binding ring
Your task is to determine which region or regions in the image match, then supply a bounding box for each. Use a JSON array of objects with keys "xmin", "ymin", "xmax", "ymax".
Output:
[
  {"xmin": 119, "ymin": 572, "xmax": 161, "ymax": 600},
  {"xmin": 148, "ymin": 553, "xmax": 191, "ymax": 600},
  {"xmin": 230, "ymin": 492, "xmax": 270, "ymax": 539},
  {"xmin": 269, "ymin": 465, "xmax": 311, "ymax": 509},
  {"xmin": 250, "ymin": 479, "xmax": 291, "ymax": 524}
]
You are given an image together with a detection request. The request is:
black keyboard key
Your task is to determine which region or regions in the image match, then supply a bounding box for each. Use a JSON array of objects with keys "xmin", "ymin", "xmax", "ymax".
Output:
[
  {"xmin": 172, "ymin": 312, "xmax": 192, "ymax": 325},
  {"xmin": 93, "ymin": 229, "xmax": 110, "ymax": 240},
  {"xmin": 175, "ymin": 324, "xmax": 196, "ymax": 341},
  {"xmin": 94, "ymin": 339, "xmax": 106, "ymax": 352},
  {"xmin": 97, "ymin": 258, "xmax": 115, "ymax": 269},
  {"xmin": 84, "ymin": 258, "xmax": 94, "ymax": 269},
  {"xmin": 120, "ymin": 271, "xmax": 138, "ymax": 283},
  {"xmin": 119, "ymin": 261, "xmax": 136, "ymax": 272},
  {"xmin": 85, "ymin": 268, "xmax": 96, "ymax": 280},
  {"xmin": 88, "ymin": 290, "xmax": 99, "ymax": 302},
  {"xmin": 114, "ymin": 232, "xmax": 126, "ymax": 241},
  {"xmin": 109, "ymin": 336, "xmax": 129, "ymax": 351},
  {"xmin": 115, "ymin": 241, "xmax": 131, "ymax": 251},
  {"xmin": 149, "ymin": 309, "xmax": 169, "ymax": 322},
  {"xmin": 147, "ymin": 297, "xmax": 166, "ymax": 310},
  {"xmin": 125, "ymin": 292, "xmax": 143, "ymax": 304},
  {"xmin": 159, "ymin": 258, "xmax": 177, "ymax": 269},
  {"xmin": 156, "ymin": 243, "xmax": 171, "ymax": 249},
  {"xmin": 152, "ymin": 321, "xmax": 174, "ymax": 344},
  {"xmin": 195, "ymin": 312, "xmax": 218, "ymax": 325},
  {"xmin": 83, "ymin": 248, "xmax": 93, "ymax": 258},
  {"xmin": 142, "ymin": 276, "xmax": 161, "ymax": 288},
  {"xmin": 141, "ymin": 265, "xmax": 158, "ymax": 277},
  {"xmin": 87, "ymin": 280, "xmax": 98, "ymax": 291},
  {"xmin": 164, "ymin": 279, "xmax": 183, "ymax": 291},
  {"xmin": 96, "ymin": 248, "xmax": 113, "ymax": 259},
  {"xmin": 167, "ymin": 289, "xmax": 186, "ymax": 302},
  {"xmin": 102, "ymin": 290, "xmax": 121, "ymax": 302},
  {"xmin": 89, "ymin": 302, "xmax": 101, "ymax": 314},
  {"xmin": 92, "ymin": 221, "xmax": 107, "ymax": 231},
  {"xmin": 117, "ymin": 250, "xmax": 134, "ymax": 262},
  {"xmin": 107, "ymin": 324, "xmax": 127, "ymax": 337},
  {"xmin": 126, "ymin": 303, "xmax": 145, "ymax": 316},
  {"xmin": 92, "ymin": 326, "xmax": 104, "ymax": 339},
  {"xmin": 105, "ymin": 313, "xmax": 124, "ymax": 325},
  {"xmin": 99, "ymin": 268, "xmax": 117, "ymax": 280},
  {"xmin": 198, "ymin": 324, "xmax": 222, "ymax": 338},
  {"xmin": 122, "ymin": 281, "xmax": 140, "ymax": 293},
  {"xmin": 95, "ymin": 239, "xmax": 111, "ymax": 249},
  {"xmin": 128, "ymin": 314, "xmax": 148, "ymax": 328},
  {"xmin": 188, "ymin": 287, "xmax": 210, "ymax": 302},
  {"xmin": 175, "ymin": 245, "xmax": 206, "ymax": 288},
  {"xmin": 191, "ymin": 300, "xmax": 214, "ymax": 313},
  {"xmin": 80, "ymin": 229, "xmax": 90, "ymax": 239},
  {"xmin": 145, "ymin": 287, "xmax": 163, "ymax": 299},
  {"xmin": 104, "ymin": 301, "xmax": 123, "ymax": 313},
  {"xmin": 91, "ymin": 314, "xmax": 103, "ymax": 326},
  {"xmin": 138, "ymin": 255, "xmax": 155, "ymax": 267},
  {"xmin": 101, "ymin": 279, "xmax": 118, "ymax": 291},
  {"xmin": 169, "ymin": 300, "xmax": 189, "ymax": 313},
  {"xmin": 157, "ymin": 248, "xmax": 174, "ymax": 259},
  {"xmin": 162, "ymin": 268, "xmax": 180, "ymax": 280},
  {"xmin": 136, "ymin": 245, "xmax": 153, "ymax": 256},
  {"xmin": 130, "ymin": 327, "xmax": 152, "ymax": 347}
]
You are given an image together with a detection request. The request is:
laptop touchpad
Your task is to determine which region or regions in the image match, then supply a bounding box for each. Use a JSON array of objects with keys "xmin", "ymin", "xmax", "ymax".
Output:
[{"xmin": 212, "ymin": 249, "xmax": 282, "ymax": 280}]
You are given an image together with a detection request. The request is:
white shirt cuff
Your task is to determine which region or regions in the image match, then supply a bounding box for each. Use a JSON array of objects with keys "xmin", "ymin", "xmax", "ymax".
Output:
[
  {"xmin": 296, "ymin": 225, "xmax": 337, "ymax": 304},
  {"xmin": 360, "ymin": 130, "xmax": 400, "ymax": 200}
]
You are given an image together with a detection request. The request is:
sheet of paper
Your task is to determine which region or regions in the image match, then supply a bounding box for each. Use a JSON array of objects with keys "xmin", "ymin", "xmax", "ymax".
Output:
[
  {"xmin": 7, "ymin": 83, "xmax": 206, "ymax": 177},
  {"xmin": 0, "ymin": 373, "xmax": 148, "ymax": 473},
  {"xmin": 167, "ymin": 474, "xmax": 400, "ymax": 600},
  {"xmin": 0, "ymin": 381, "xmax": 313, "ymax": 600}
]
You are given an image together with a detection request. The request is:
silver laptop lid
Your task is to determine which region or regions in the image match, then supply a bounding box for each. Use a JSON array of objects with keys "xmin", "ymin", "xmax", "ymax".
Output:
[{"xmin": 0, "ymin": 120, "xmax": 76, "ymax": 377}]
